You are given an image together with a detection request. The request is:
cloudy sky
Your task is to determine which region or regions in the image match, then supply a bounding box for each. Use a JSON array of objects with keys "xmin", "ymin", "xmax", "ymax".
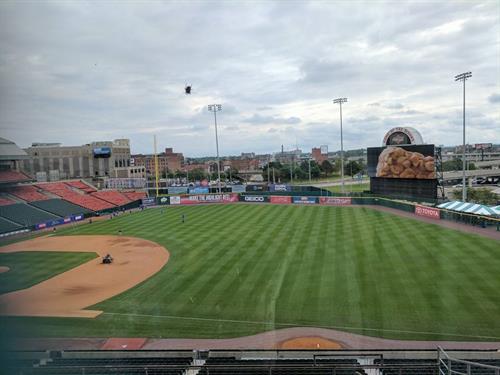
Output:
[{"xmin": 0, "ymin": 1, "xmax": 499, "ymax": 157}]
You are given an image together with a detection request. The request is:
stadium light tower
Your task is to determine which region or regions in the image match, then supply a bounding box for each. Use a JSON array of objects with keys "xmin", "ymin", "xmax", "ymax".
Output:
[
  {"xmin": 208, "ymin": 104, "xmax": 222, "ymax": 194},
  {"xmin": 454, "ymin": 72, "xmax": 471, "ymax": 202},
  {"xmin": 333, "ymin": 98, "xmax": 348, "ymax": 194}
]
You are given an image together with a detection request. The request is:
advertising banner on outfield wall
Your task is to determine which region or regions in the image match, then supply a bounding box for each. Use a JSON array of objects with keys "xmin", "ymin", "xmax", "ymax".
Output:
[
  {"xmin": 246, "ymin": 184, "xmax": 266, "ymax": 192},
  {"xmin": 168, "ymin": 186, "xmax": 188, "ymax": 194},
  {"xmin": 319, "ymin": 197, "xmax": 352, "ymax": 205},
  {"xmin": 189, "ymin": 187, "xmax": 209, "ymax": 194},
  {"xmin": 142, "ymin": 197, "xmax": 156, "ymax": 207},
  {"xmin": 415, "ymin": 205, "xmax": 440, "ymax": 219},
  {"xmin": 293, "ymin": 196, "xmax": 317, "ymax": 204},
  {"xmin": 230, "ymin": 184, "xmax": 246, "ymax": 193},
  {"xmin": 169, "ymin": 196, "xmax": 181, "ymax": 205},
  {"xmin": 158, "ymin": 197, "xmax": 169, "ymax": 205},
  {"xmin": 269, "ymin": 184, "xmax": 292, "ymax": 192},
  {"xmin": 179, "ymin": 193, "xmax": 239, "ymax": 205},
  {"xmin": 270, "ymin": 195, "xmax": 292, "ymax": 204},
  {"xmin": 35, "ymin": 214, "xmax": 85, "ymax": 230},
  {"xmin": 243, "ymin": 195, "xmax": 267, "ymax": 203}
]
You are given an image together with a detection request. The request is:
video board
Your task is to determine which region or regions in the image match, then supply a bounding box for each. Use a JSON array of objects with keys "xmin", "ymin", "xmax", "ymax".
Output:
[
  {"xmin": 367, "ymin": 145, "xmax": 436, "ymax": 179},
  {"xmin": 368, "ymin": 144, "xmax": 437, "ymax": 200},
  {"xmin": 93, "ymin": 147, "xmax": 111, "ymax": 158}
]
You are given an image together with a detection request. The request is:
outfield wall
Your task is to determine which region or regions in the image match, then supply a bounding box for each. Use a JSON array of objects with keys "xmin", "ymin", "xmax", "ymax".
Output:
[{"xmin": 145, "ymin": 193, "xmax": 499, "ymax": 230}]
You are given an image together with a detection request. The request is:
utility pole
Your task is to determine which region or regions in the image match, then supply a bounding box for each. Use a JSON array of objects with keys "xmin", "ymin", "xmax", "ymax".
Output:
[
  {"xmin": 333, "ymin": 98, "xmax": 348, "ymax": 194},
  {"xmin": 308, "ymin": 158, "xmax": 311, "ymax": 183},
  {"xmin": 208, "ymin": 104, "xmax": 222, "ymax": 193},
  {"xmin": 454, "ymin": 72, "xmax": 471, "ymax": 202}
]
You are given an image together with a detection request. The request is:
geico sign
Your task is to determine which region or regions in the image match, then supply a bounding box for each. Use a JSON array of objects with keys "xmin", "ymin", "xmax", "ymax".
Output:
[
  {"xmin": 245, "ymin": 196, "xmax": 265, "ymax": 202},
  {"xmin": 415, "ymin": 205, "xmax": 440, "ymax": 219}
]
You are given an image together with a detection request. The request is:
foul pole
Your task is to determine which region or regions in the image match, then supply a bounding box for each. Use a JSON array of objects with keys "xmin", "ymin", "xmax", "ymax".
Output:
[{"xmin": 154, "ymin": 135, "xmax": 159, "ymax": 196}]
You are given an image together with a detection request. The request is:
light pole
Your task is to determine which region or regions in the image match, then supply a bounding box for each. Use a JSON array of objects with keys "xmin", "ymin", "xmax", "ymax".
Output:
[
  {"xmin": 333, "ymin": 98, "xmax": 348, "ymax": 194},
  {"xmin": 454, "ymin": 72, "xmax": 471, "ymax": 202},
  {"xmin": 308, "ymin": 158, "xmax": 312, "ymax": 183},
  {"xmin": 208, "ymin": 104, "xmax": 222, "ymax": 193}
]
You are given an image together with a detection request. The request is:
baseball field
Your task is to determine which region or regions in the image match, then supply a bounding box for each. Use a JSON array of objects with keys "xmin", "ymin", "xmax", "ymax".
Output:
[{"xmin": 0, "ymin": 204, "xmax": 499, "ymax": 341}]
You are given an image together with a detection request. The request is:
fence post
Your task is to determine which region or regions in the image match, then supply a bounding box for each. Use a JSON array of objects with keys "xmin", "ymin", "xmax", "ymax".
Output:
[
  {"xmin": 467, "ymin": 363, "xmax": 471, "ymax": 375},
  {"xmin": 448, "ymin": 358, "xmax": 452, "ymax": 375}
]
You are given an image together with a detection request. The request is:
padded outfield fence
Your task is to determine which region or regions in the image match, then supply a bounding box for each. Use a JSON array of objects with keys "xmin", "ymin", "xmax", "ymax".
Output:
[{"xmin": 151, "ymin": 190, "xmax": 500, "ymax": 231}]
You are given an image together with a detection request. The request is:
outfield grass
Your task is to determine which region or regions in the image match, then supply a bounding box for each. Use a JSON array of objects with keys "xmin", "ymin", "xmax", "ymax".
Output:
[
  {"xmin": 0, "ymin": 251, "xmax": 97, "ymax": 294},
  {"xmin": 1, "ymin": 204, "xmax": 499, "ymax": 341}
]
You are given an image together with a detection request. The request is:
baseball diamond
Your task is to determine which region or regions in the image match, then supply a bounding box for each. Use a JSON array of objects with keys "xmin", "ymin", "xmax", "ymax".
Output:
[{"xmin": 1, "ymin": 203, "xmax": 498, "ymax": 341}]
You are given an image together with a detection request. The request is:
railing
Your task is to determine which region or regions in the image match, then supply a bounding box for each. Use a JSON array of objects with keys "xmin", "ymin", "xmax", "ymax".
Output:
[{"xmin": 438, "ymin": 346, "xmax": 500, "ymax": 375}]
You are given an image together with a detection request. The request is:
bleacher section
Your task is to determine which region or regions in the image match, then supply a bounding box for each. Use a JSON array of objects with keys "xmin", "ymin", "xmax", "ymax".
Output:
[
  {"xmin": 91, "ymin": 190, "xmax": 131, "ymax": 206},
  {"xmin": 65, "ymin": 180, "xmax": 97, "ymax": 193},
  {"xmin": 0, "ymin": 203, "xmax": 60, "ymax": 227},
  {"xmin": 123, "ymin": 191, "xmax": 147, "ymax": 201},
  {"xmin": 3, "ymin": 350, "xmax": 500, "ymax": 375},
  {"xmin": 30, "ymin": 199, "xmax": 92, "ymax": 217},
  {"xmin": 0, "ymin": 196, "xmax": 16, "ymax": 206},
  {"xmin": 0, "ymin": 216, "xmax": 23, "ymax": 234},
  {"xmin": 8, "ymin": 185, "xmax": 49, "ymax": 202},
  {"xmin": 17, "ymin": 356, "xmax": 193, "ymax": 375},
  {"xmin": 0, "ymin": 170, "xmax": 31, "ymax": 183},
  {"xmin": 375, "ymin": 358, "xmax": 438, "ymax": 375},
  {"xmin": 36, "ymin": 183, "xmax": 115, "ymax": 212},
  {"xmin": 199, "ymin": 357, "xmax": 367, "ymax": 375}
]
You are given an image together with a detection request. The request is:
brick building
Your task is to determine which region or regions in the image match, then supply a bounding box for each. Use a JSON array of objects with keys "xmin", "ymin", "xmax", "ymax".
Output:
[{"xmin": 131, "ymin": 147, "xmax": 184, "ymax": 176}]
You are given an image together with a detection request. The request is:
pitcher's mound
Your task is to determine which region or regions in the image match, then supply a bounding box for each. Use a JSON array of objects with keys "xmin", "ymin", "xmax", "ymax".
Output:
[
  {"xmin": 278, "ymin": 336, "xmax": 343, "ymax": 349},
  {"xmin": 0, "ymin": 266, "xmax": 9, "ymax": 274}
]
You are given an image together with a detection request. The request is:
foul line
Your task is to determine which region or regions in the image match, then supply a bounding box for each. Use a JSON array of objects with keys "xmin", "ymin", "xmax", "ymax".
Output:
[{"xmin": 101, "ymin": 312, "xmax": 500, "ymax": 341}]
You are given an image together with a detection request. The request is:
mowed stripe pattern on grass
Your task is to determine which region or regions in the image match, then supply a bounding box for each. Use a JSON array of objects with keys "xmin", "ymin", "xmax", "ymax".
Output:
[{"xmin": 2, "ymin": 204, "xmax": 499, "ymax": 340}]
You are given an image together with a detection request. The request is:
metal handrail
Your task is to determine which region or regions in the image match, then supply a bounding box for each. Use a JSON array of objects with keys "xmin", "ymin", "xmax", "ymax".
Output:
[{"xmin": 438, "ymin": 346, "xmax": 500, "ymax": 375}]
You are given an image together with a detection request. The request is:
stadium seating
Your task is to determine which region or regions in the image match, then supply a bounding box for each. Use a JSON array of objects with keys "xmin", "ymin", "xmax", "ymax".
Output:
[
  {"xmin": 374, "ymin": 358, "xmax": 438, "ymax": 375},
  {"xmin": 0, "ymin": 170, "xmax": 31, "ymax": 183},
  {"xmin": 0, "ymin": 196, "xmax": 16, "ymax": 206},
  {"xmin": 199, "ymin": 357, "xmax": 366, "ymax": 375},
  {"xmin": 0, "ymin": 203, "xmax": 60, "ymax": 226},
  {"xmin": 24, "ymin": 357, "xmax": 192, "ymax": 375},
  {"xmin": 65, "ymin": 180, "xmax": 97, "ymax": 193},
  {"xmin": 8, "ymin": 185, "xmax": 50, "ymax": 202},
  {"xmin": 123, "ymin": 191, "xmax": 147, "ymax": 201},
  {"xmin": 30, "ymin": 199, "xmax": 92, "ymax": 217},
  {"xmin": 36, "ymin": 183, "xmax": 116, "ymax": 212},
  {"xmin": 0, "ymin": 216, "xmax": 23, "ymax": 234},
  {"xmin": 91, "ymin": 190, "xmax": 131, "ymax": 206}
]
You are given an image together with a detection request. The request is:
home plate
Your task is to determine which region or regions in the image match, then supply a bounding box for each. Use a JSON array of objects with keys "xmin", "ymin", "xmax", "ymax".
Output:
[{"xmin": 101, "ymin": 338, "xmax": 147, "ymax": 350}]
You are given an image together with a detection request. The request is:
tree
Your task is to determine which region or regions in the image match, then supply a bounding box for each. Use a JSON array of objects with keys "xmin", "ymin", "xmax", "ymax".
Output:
[
  {"xmin": 189, "ymin": 168, "xmax": 206, "ymax": 181},
  {"xmin": 321, "ymin": 160, "xmax": 334, "ymax": 176},
  {"xmin": 344, "ymin": 160, "xmax": 363, "ymax": 177},
  {"xmin": 442, "ymin": 158, "xmax": 476, "ymax": 172},
  {"xmin": 452, "ymin": 188, "xmax": 498, "ymax": 205}
]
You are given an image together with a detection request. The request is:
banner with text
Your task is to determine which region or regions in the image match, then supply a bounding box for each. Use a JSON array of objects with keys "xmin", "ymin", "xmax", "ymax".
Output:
[
  {"xmin": 293, "ymin": 196, "xmax": 317, "ymax": 204},
  {"xmin": 319, "ymin": 197, "xmax": 352, "ymax": 206},
  {"xmin": 179, "ymin": 193, "xmax": 239, "ymax": 205},
  {"xmin": 243, "ymin": 195, "xmax": 268, "ymax": 203},
  {"xmin": 270, "ymin": 195, "xmax": 292, "ymax": 204},
  {"xmin": 269, "ymin": 184, "xmax": 292, "ymax": 192},
  {"xmin": 415, "ymin": 205, "xmax": 440, "ymax": 220}
]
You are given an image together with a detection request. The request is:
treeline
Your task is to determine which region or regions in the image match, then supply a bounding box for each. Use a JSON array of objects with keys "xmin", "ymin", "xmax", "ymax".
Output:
[{"xmin": 262, "ymin": 159, "xmax": 366, "ymax": 182}]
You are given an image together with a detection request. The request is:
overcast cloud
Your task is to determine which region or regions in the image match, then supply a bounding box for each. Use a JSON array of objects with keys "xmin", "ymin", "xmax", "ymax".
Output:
[{"xmin": 0, "ymin": 0, "xmax": 499, "ymax": 156}]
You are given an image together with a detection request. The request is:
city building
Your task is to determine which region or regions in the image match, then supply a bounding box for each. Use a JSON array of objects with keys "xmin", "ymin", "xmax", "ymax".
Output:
[
  {"xmin": 311, "ymin": 146, "xmax": 328, "ymax": 164},
  {"xmin": 22, "ymin": 139, "xmax": 131, "ymax": 181},
  {"xmin": 131, "ymin": 147, "xmax": 184, "ymax": 176}
]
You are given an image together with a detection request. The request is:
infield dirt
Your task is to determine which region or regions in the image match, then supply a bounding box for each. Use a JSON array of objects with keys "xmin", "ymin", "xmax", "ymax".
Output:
[{"xmin": 0, "ymin": 235, "xmax": 169, "ymax": 318}]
